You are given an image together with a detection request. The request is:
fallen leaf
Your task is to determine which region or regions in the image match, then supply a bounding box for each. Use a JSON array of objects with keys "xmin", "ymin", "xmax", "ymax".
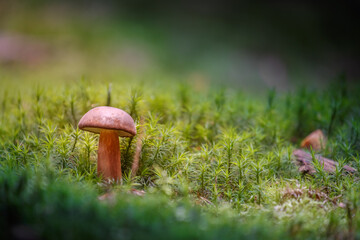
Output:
[{"xmin": 300, "ymin": 129, "xmax": 326, "ymax": 151}]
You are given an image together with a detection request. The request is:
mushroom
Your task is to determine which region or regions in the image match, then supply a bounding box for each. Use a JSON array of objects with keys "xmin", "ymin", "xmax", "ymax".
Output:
[{"xmin": 78, "ymin": 106, "xmax": 136, "ymax": 181}]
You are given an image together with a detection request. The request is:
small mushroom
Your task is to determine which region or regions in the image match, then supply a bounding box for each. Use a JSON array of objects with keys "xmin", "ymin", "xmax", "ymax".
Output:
[
  {"xmin": 78, "ymin": 106, "xmax": 136, "ymax": 181},
  {"xmin": 300, "ymin": 129, "xmax": 326, "ymax": 151}
]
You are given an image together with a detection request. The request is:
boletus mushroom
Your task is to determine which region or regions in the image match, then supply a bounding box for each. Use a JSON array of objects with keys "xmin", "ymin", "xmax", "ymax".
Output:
[{"xmin": 78, "ymin": 106, "xmax": 136, "ymax": 181}]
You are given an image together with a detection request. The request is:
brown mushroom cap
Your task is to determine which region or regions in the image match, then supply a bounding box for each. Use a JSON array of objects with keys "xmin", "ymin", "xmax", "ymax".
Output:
[{"xmin": 78, "ymin": 106, "xmax": 136, "ymax": 137}]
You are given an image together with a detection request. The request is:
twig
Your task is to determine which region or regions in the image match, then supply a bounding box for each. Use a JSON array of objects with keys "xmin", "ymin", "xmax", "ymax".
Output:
[
  {"xmin": 293, "ymin": 149, "xmax": 356, "ymax": 174},
  {"xmin": 131, "ymin": 117, "xmax": 145, "ymax": 178}
]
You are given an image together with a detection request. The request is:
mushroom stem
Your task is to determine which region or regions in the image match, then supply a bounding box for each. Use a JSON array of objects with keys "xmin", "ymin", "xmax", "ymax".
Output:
[{"xmin": 98, "ymin": 130, "xmax": 121, "ymax": 180}]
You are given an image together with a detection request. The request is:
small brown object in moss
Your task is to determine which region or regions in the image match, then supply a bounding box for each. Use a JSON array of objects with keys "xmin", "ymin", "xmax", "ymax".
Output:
[
  {"xmin": 293, "ymin": 149, "xmax": 356, "ymax": 175},
  {"xmin": 300, "ymin": 129, "xmax": 326, "ymax": 151}
]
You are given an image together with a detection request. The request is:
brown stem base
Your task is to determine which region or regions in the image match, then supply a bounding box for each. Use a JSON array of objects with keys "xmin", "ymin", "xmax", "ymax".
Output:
[{"xmin": 98, "ymin": 130, "xmax": 121, "ymax": 180}]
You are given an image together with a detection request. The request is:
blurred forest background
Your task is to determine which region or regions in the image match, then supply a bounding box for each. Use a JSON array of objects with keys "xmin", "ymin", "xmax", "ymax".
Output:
[{"xmin": 0, "ymin": 0, "xmax": 359, "ymax": 92}]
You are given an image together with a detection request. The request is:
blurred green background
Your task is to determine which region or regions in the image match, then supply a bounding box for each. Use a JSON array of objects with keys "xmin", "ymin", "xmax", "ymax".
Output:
[{"xmin": 1, "ymin": 0, "xmax": 359, "ymax": 93}]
